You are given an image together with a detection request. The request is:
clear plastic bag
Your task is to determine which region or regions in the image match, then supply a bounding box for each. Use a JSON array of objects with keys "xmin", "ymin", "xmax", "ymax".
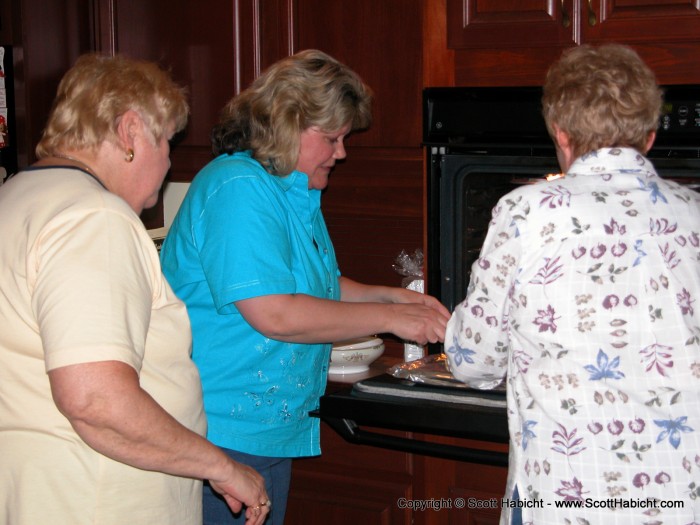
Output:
[
  {"xmin": 393, "ymin": 249, "xmax": 426, "ymax": 362},
  {"xmin": 393, "ymin": 248, "xmax": 424, "ymax": 288}
]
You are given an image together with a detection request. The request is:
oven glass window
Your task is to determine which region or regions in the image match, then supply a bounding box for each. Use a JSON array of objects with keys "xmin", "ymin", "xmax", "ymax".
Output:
[
  {"xmin": 438, "ymin": 155, "xmax": 559, "ymax": 311},
  {"xmin": 435, "ymin": 154, "xmax": 700, "ymax": 313}
]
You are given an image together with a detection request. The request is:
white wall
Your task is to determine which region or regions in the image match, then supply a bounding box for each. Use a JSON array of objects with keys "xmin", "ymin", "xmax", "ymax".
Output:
[{"xmin": 163, "ymin": 181, "xmax": 190, "ymax": 229}]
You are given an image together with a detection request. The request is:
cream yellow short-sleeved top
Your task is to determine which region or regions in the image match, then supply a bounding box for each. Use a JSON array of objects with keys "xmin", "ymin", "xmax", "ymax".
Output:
[{"xmin": 0, "ymin": 167, "xmax": 206, "ymax": 525}]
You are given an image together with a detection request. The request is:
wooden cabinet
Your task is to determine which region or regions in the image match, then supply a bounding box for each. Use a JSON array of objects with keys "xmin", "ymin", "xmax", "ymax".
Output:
[
  {"xmin": 412, "ymin": 434, "xmax": 507, "ymax": 525},
  {"xmin": 4, "ymin": 0, "xmax": 92, "ymax": 169},
  {"xmin": 0, "ymin": 0, "xmax": 19, "ymax": 44},
  {"xmin": 292, "ymin": 0, "xmax": 426, "ymax": 287},
  {"xmin": 446, "ymin": 0, "xmax": 575, "ymax": 49},
  {"xmin": 445, "ymin": 1, "xmax": 700, "ymax": 86},
  {"xmin": 583, "ymin": 0, "xmax": 700, "ymax": 45},
  {"xmin": 289, "ymin": 423, "xmax": 414, "ymax": 525},
  {"xmin": 290, "ymin": 422, "xmax": 508, "ymax": 525},
  {"xmin": 92, "ymin": 0, "xmax": 273, "ymax": 227},
  {"xmin": 447, "ymin": 0, "xmax": 700, "ymax": 49},
  {"xmin": 93, "ymin": 0, "xmax": 244, "ymax": 184}
]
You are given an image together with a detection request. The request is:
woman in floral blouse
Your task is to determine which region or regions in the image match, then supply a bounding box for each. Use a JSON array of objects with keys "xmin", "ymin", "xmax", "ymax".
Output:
[{"xmin": 446, "ymin": 44, "xmax": 700, "ymax": 525}]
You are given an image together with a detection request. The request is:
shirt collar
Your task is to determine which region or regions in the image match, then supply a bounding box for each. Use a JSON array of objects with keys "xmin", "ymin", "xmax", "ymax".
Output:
[{"xmin": 568, "ymin": 147, "xmax": 657, "ymax": 179}]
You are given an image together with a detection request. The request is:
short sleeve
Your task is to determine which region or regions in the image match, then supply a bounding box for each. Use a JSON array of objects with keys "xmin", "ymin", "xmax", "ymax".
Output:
[
  {"xmin": 30, "ymin": 209, "xmax": 154, "ymax": 372},
  {"xmin": 192, "ymin": 166, "xmax": 297, "ymax": 313}
]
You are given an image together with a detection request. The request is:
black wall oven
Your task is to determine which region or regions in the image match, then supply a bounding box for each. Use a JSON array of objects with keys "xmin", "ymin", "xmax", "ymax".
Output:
[{"xmin": 424, "ymin": 86, "xmax": 700, "ymax": 350}]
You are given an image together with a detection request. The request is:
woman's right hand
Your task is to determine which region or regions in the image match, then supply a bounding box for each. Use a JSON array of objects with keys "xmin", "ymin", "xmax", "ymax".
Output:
[
  {"xmin": 209, "ymin": 459, "xmax": 270, "ymax": 525},
  {"xmin": 387, "ymin": 302, "xmax": 450, "ymax": 345}
]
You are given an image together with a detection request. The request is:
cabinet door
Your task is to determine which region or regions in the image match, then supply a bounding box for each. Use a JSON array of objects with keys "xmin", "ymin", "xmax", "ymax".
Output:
[
  {"xmin": 288, "ymin": 421, "xmax": 413, "ymax": 525},
  {"xmin": 583, "ymin": 0, "xmax": 700, "ymax": 44},
  {"xmin": 94, "ymin": 0, "xmax": 239, "ymax": 179},
  {"xmin": 0, "ymin": 0, "xmax": 18, "ymax": 44},
  {"xmin": 447, "ymin": 0, "xmax": 576, "ymax": 49}
]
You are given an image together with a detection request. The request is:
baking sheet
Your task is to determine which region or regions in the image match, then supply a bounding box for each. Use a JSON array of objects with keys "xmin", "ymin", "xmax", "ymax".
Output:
[{"xmin": 352, "ymin": 374, "xmax": 506, "ymax": 408}]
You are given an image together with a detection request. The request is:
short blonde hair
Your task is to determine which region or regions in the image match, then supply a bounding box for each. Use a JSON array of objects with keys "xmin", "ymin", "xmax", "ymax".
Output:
[
  {"xmin": 36, "ymin": 53, "xmax": 188, "ymax": 158},
  {"xmin": 211, "ymin": 49, "xmax": 373, "ymax": 175},
  {"xmin": 542, "ymin": 44, "xmax": 662, "ymax": 159}
]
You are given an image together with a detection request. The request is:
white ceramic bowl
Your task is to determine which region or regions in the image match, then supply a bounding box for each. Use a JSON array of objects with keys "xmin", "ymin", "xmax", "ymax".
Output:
[{"xmin": 329, "ymin": 336, "xmax": 384, "ymax": 375}]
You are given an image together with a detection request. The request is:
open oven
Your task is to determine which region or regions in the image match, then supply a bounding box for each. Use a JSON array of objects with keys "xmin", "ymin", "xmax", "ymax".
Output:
[
  {"xmin": 313, "ymin": 85, "xmax": 700, "ymax": 464},
  {"xmin": 425, "ymin": 85, "xmax": 700, "ymax": 333}
]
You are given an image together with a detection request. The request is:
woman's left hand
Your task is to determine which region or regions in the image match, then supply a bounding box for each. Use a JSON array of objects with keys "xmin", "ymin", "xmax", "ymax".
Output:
[
  {"xmin": 209, "ymin": 458, "xmax": 270, "ymax": 525},
  {"xmin": 387, "ymin": 286, "xmax": 451, "ymax": 316}
]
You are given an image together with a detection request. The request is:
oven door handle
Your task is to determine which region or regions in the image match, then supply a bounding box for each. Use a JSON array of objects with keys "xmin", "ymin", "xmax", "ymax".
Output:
[{"xmin": 318, "ymin": 413, "xmax": 508, "ymax": 467}]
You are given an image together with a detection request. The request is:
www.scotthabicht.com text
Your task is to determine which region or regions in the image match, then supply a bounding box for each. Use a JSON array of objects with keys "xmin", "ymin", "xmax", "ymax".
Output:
[{"xmin": 397, "ymin": 497, "xmax": 685, "ymax": 512}]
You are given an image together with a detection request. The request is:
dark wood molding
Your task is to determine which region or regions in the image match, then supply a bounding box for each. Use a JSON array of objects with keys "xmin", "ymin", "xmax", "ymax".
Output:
[
  {"xmin": 92, "ymin": 0, "xmax": 116, "ymax": 54},
  {"xmin": 423, "ymin": 0, "xmax": 455, "ymax": 88},
  {"xmin": 453, "ymin": 42, "xmax": 700, "ymax": 87}
]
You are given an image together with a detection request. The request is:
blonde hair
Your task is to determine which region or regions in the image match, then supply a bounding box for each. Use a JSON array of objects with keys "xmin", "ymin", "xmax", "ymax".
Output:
[
  {"xmin": 36, "ymin": 53, "xmax": 188, "ymax": 158},
  {"xmin": 211, "ymin": 49, "xmax": 373, "ymax": 175},
  {"xmin": 542, "ymin": 44, "xmax": 662, "ymax": 159}
]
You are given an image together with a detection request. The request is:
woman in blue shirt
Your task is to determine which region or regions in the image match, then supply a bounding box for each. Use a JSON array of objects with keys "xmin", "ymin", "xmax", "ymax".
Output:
[{"xmin": 160, "ymin": 49, "xmax": 450, "ymax": 525}]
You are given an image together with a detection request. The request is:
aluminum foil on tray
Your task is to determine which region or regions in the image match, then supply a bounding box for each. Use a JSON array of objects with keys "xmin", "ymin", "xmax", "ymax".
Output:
[{"xmin": 387, "ymin": 353, "xmax": 505, "ymax": 391}]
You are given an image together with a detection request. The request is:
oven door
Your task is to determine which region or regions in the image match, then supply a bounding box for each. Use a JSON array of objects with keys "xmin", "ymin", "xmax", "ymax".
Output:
[
  {"xmin": 313, "ymin": 374, "xmax": 509, "ymax": 465},
  {"xmin": 427, "ymin": 150, "xmax": 700, "ymax": 356},
  {"xmin": 431, "ymin": 154, "xmax": 560, "ymax": 313}
]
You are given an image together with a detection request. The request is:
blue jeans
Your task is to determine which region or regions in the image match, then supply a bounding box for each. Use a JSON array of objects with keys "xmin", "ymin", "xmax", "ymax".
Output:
[{"xmin": 203, "ymin": 448, "xmax": 292, "ymax": 525}]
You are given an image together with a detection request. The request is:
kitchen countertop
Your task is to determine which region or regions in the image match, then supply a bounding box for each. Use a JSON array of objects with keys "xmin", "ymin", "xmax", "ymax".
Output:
[{"xmin": 316, "ymin": 355, "xmax": 510, "ymax": 466}]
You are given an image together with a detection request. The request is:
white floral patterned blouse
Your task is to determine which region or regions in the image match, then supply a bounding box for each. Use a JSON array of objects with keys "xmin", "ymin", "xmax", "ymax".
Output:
[{"xmin": 446, "ymin": 148, "xmax": 700, "ymax": 525}]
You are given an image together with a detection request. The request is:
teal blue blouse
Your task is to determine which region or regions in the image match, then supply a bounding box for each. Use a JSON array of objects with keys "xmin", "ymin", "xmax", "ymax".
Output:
[{"xmin": 161, "ymin": 151, "xmax": 340, "ymax": 457}]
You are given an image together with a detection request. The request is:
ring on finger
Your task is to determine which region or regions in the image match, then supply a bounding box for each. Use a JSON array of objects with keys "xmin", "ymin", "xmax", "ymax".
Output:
[{"xmin": 251, "ymin": 499, "xmax": 272, "ymax": 510}]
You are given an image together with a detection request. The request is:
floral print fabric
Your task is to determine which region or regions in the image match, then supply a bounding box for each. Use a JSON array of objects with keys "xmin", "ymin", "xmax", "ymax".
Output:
[{"xmin": 446, "ymin": 148, "xmax": 700, "ymax": 524}]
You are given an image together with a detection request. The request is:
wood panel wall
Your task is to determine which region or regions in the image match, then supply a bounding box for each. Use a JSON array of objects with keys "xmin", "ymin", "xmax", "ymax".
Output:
[
  {"xmin": 15, "ymin": 0, "xmax": 700, "ymax": 340},
  {"xmin": 7, "ymin": 0, "xmax": 92, "ymax": 169},
  {"xmin": 289, "ymin": 0, "xmax": 428, "ymax": 354},
  {"xmin": 293, "ymin": 0, "xmax": 425, "ymax": 297}
]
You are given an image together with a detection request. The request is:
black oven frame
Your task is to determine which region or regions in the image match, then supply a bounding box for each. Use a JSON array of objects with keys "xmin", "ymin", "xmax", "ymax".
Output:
[{"xmin": 424, "ymin": 85, "xmax": 700, "ymax": 354}]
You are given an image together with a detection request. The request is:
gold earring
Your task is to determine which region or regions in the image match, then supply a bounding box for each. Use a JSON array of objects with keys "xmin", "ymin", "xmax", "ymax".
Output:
[{"xmin": 125, "ymin": 149, "xmax": 134, "ymax": 162}]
